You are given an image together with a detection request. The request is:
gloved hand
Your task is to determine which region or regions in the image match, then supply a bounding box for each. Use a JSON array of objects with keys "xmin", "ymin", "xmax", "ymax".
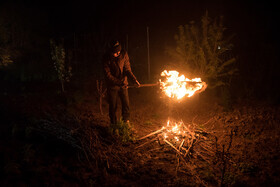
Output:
[
  {"xmin": 135, "ymin": 80, "xmax": 140, "ymax": 87},
  {"xmin": 121, "ymin": 78, "xmax": 128, "ymax": 88}
]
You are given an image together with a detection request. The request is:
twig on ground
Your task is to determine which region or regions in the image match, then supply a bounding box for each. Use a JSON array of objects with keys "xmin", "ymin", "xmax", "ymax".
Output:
[
  {"xmin": 137, "ymin": 128, "xmax": 164, "ymax": 140},
  {"xmin": 164, "ymin": 139, "xmax": 183, "ymax": 155},
  {"xmin": 135, "ymin": 137, "xmax": 158, "ymax": 149}
]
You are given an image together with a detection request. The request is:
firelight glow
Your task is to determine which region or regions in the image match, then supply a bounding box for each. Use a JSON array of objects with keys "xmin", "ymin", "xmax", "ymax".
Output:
[
  {"xmin": 161, "ymin": 119, "xmax": 188, "ymax": 142},
  {"xmin": 159, "ymin": 70, "xmax": 207, "ymax": 100}
]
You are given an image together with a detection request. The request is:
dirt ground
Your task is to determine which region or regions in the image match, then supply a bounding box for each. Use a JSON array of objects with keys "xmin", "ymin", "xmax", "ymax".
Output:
[{"xmin": 0, "ymin": 84, "xmax": 279, "ymax": 186}]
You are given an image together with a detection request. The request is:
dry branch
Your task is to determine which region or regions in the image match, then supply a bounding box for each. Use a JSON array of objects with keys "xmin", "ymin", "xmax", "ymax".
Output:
[
  {"xmin": 135, "ymin": 137, "xmax": 158, "ymax": 149},
  {"xmin": 137, "ymin": 128, "xmax": 164, "ymax": 140},
  {"xmin": 164, "ymin": 139, "xmax": 183, "ymax": 155},
  {"xmin": 96, "ymin": 80, "xmax": 107, "ymax": 115},
  {"xmin": 136, "ymin": 122, "xmax": 209, "ymax": 159},
  {"xmin": 135, "ymin": 119, "xmax": 217, "ymax": 187}
]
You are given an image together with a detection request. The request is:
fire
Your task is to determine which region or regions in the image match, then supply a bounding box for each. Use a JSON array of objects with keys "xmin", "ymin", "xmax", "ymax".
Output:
[
  {"xmin": 158, "ymin": 119, "xmax": 197, "ymax": 156},
  {"xmin": 137, "ymin": 118, "xmax": 212, "ymax": 169},
  {"xmin": 161, "ymin": 119, "xmax": 189, "ymax": 143},
  {"xmin": 159, "ymin": 70, "xmax": 207, "ymax": 99}
]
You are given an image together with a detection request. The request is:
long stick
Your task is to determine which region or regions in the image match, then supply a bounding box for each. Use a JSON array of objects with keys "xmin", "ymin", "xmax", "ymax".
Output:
[
  {"xmin": 128, "ymin": 83, "xmax": 158, "ymax": 88},
  {"xmin": 128, "ymin": 81, "xmax": 203, "ymax": 88},
  {"xmin": 179, "ymin": 139, "xmax": 185, "ymax": 150},
  {"xmin": 137, "ymin": 128, "xmax": 164, "ymax": 140},
  {"xmin": 164, "ymin": 139, "xmax": 183, "ymax": 155},
  {"xmin": 147, "ymin": 26, "xmax": 150, "ymax": 81},
  {"xmin": 135, "ymin": 137, "xmax": 158, "ymax": 149}
]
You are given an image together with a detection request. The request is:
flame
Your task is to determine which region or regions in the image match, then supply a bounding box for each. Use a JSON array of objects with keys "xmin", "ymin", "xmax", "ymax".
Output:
[
  {"xmin": 161, "ymin": 120, "xmax": 190, "ymax": 143},
  {"xmin": 159, "ymin": 70, "xmax": 207, "ymax": 99}
]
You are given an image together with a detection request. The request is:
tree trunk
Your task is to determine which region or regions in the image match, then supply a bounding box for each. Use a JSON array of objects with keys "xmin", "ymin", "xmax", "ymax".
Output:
[{"xmin": 61, "ymin": 80, "xmax": 65, "ymax": 92}]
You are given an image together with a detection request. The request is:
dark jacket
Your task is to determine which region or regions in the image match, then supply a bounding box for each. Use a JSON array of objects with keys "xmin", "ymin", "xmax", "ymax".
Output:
[{"xmin": 103, "ymin": 50, "xmax": 137, "ymax": 88}]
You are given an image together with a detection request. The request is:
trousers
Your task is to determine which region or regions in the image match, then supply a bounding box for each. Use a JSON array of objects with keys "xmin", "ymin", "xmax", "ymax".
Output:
[{"xmin": 107, "ymin": 87, "xmax": 130, "ymax": 124}]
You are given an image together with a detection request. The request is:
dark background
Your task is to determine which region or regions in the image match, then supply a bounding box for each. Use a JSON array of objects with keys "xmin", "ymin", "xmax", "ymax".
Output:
[
  {"xmin": 1, "ymin": 1, "xmax": 280, "ymax": 186},
  {"xmin": 0, "ymin": 0, "xmax": 279, "ymax": 103}
]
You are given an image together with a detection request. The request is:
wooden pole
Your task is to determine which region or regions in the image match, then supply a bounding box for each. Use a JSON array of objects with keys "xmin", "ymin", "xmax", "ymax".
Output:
[
  {"xmin": 137, "ymin": 127, "xmax": 164, "ymax": 140},
  {"xmin": 126, "ymin": 34, "xmax": 129, "ymax": 53},
  {"xmin": 147, "ymin": 26, "xmax": 150, "ymax": 81},
  {"xmin": 128, "ymin": 83, "xmax": 158, "ymax": 88}
]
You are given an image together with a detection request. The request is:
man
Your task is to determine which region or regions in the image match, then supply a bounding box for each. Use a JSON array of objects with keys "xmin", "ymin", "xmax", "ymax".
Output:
[{"xmin": 103, "ymin": 40, "xmax": 140, "ymax": 126}]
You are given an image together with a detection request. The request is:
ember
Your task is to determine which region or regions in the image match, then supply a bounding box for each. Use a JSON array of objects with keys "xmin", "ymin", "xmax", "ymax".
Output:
[
  {"xmin": 161, "ymin": 120, "xmax": 188, "ymax": 142},
  {"xmin": 138, "ymin": 119, "xmax": 200, "ymax": 157},
  {"xmin": 159, "ymin": 70, "xmax": 207, "ymax": 99}
]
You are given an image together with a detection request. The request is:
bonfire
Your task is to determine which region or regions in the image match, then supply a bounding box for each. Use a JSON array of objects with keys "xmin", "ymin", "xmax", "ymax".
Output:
[{"xmin": 137, "ymin": 70, "xmax": 209, "ymax": 158}]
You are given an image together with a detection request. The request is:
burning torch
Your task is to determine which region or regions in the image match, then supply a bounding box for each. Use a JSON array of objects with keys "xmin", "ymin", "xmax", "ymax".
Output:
[
  {"xmin": 128, "ymin": 81, "xmax": 202, "ymax": 88},
  {"xmin": 129, "ymin": 70, "xmax": 207, "ymax": 99}
]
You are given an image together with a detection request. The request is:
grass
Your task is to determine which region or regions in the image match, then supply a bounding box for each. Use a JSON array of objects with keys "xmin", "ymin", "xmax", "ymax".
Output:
[{"xmin": 108, "ymin": 119, "xmax": 136, "ymax": 143}]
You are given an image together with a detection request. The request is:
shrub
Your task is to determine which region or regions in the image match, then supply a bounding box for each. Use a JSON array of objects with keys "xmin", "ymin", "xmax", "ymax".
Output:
[
  {"xmin": 166, "ymin": 11, "xmax": 238, "ymax": 89},
  {"xmin": 50, "ymin": 39, "xmax": 72, "ymax": 92}
]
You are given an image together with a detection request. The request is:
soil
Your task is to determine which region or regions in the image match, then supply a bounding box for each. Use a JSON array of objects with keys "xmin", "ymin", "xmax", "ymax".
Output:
[{"xmin": 0, "ymin": 84, "xmax": 279, "ymax": 186}]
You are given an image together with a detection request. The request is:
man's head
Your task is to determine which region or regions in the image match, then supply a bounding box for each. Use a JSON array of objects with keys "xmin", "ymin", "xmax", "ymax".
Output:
[{"xmin": 111, "ymin": 40, "xmax": 122, "ymax": 57}]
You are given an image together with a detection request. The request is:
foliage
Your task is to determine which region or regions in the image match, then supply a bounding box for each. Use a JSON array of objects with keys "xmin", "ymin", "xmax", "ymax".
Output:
[
  {"xmin": 108, "ymin": 119, "xmax": 136, "ymax": 143},
  {"xmin": 0, "ymin": 3, "xmax": 54, "ymax": 82},
  {"xmin": 50, "ymin": 39, "xmax": 72, "ymax": 92},
  {"xmin": 0, "ymin": 48, "xmax": 13, "ymax": 67},
  {"xmin": 166, "ymin": 11, "xmax": 238, "ymax": 88},
  {"xmin": 0, "ymin": 6, "xmax": 14, "ymax": 69}
]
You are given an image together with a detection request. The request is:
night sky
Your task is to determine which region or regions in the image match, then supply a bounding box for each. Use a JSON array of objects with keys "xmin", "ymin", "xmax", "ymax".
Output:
[
  {"xmin": 44, "ymin": 0, "xmax": 279, "ymax": 66},
  {"xmin": 1, "ymin": 0, "xmax": 278, "ymax": 50},
  {"xmin": 50, "ymin": 0, "xmax": 279, "ymax": 42},
  {"xmin": 3, "ymin": 0, "xmax": 277, "ymax": 44}
]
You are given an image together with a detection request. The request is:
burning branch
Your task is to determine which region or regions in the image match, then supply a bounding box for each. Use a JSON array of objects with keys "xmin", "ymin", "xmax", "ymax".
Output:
[
  {"xmin": 159, "ymin": 70, "xmax": 207, "ymax": 100},
  {"xmin": 136, "ymin": 119, "xmax": 215, "ymax": 186},
  {"xmin": 136, "ymin": 119, "xmax": 210, "ymax": 159}
]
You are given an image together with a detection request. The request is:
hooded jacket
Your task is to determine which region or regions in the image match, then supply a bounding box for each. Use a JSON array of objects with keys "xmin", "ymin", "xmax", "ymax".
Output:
[{"xmin": 103, "ymin": 50, "xmax": 137, "ymax": 88}]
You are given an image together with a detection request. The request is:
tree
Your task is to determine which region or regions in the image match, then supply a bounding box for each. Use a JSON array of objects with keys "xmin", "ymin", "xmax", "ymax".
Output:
[
  {"xmin": 0, "ymin": 48, "xmax": 12, "ymax": 67},
  {"xmin": 50, "ymin": 39, "xmax": 72, "ymax": 92},
  {"xmin": 0, "ymin": 2, "xmax": 52, "ymax": 82},
  {"xmin": 166, "ymin": 11, "xmax": 238, "ymax": 89}
]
